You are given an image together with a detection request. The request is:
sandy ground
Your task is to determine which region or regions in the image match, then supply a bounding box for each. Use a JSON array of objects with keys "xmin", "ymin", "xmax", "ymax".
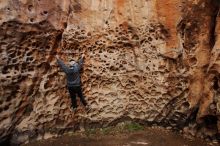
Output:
[{"xmin": 22, "ymin": 127, "xmax": 219, "ymax": 146}]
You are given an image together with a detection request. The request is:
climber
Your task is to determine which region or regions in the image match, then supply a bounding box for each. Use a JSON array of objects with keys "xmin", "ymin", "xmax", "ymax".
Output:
[{"xmin": 55, "ymin": 54, "xmax": 89, "ymax": 111}]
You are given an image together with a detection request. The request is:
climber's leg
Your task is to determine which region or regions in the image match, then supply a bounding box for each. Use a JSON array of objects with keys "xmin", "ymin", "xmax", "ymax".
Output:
[
  {"xmin": 76, "ymin": 86, "xmax": 87, "ymax": 106},
  {"xmin": 68, "ymin": 86, "xmax": 77, "ymax": 109}
]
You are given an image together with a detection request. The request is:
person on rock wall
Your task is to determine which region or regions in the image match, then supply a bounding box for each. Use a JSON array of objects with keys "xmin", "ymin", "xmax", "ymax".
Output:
[{"xmin": 56, "ymin": 54, "xmax": 90, "ymax": 112}]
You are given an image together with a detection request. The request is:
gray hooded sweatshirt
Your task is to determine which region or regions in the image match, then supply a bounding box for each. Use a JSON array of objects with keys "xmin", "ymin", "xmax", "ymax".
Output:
[{"xmin": 57, "ymin": 58, "xmax": 83, "ymax": 87}]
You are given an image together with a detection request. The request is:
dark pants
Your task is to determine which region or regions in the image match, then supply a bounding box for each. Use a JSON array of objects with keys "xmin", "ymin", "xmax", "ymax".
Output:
[{"xmin": 68, "ymin": 86, "xmax": 87, "ymax": 109}]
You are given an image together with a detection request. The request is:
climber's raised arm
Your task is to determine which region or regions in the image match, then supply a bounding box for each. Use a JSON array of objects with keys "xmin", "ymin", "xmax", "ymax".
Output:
[
  {"xmin": 78, "ymin": 54, "xmax": 85, "ymax": 70},
  {"xmin": 56, "ymin": 55, "xmax": 69, "ymax": 73}
]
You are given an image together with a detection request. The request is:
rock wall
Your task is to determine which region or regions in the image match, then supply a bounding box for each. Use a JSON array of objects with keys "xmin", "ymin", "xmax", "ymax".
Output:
[{"xmin": 0, "ymin": 0, "xmax": 220, "ymax": 144}]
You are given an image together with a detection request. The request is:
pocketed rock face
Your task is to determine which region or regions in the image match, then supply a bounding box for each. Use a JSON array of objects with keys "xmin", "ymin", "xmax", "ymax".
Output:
[{"xmin": 0, "ymin": 0, "xmax": 220, "ymax": 144}]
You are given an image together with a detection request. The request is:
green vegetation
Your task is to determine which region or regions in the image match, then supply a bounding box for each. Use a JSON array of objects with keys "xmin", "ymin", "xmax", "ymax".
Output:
[
  {"xmin": 100, "ymin": 127, "xmax": 112, "ymax": 135},
  {"xmin": 84, "ymin": 121, "xmax": 144, "ymax": 136},
  {"xmin": 124, "ymin": 122, "xmax": 144, "ymax": 132},
  {"xmin": 85, "ymin": 128, "xmax": 97, "ymax": 136}
]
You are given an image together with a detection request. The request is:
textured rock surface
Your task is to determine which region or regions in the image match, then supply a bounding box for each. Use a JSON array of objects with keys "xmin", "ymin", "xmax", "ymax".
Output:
[{"xmin": 0, "ymin": 0, "xmax": 220, "ymax": 144}]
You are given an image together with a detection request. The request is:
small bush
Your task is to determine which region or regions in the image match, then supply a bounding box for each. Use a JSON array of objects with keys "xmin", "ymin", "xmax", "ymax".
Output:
[
  {"xmin": 100, "ymin": 127, "xmax": 112, "ymax": 135},
  {"xmin": 85, "ymin": 128, "xmax": 97, "ymax": 136},
  {"xmin": 124, "ymin": 122, "xmax": 144, "ymax": 132}
]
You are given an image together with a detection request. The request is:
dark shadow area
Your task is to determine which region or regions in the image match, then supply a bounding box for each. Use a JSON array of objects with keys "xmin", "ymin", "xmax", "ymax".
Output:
[{"xmin": 0, "ymin": 136, "xmax": 12, "ymax": 146}]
